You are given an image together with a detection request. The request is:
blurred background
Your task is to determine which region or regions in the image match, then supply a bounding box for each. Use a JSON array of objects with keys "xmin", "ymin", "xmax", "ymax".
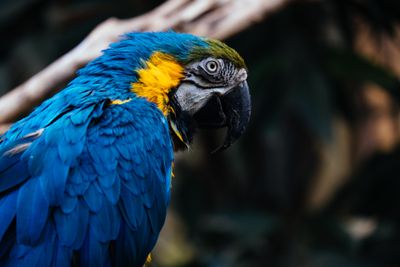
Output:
[{"xmin": 1, "ymin": 0, "xmax": 400, "ymax": 266}]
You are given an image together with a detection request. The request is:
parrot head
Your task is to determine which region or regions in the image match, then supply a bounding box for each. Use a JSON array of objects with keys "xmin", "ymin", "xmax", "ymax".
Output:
[
  {"xmin": 81, "ymin": 32, "xmax": 251, "ymax": 151},
  {"xmin": 168, "ymin": 39, "xmax": 251, "ymax": 152}
]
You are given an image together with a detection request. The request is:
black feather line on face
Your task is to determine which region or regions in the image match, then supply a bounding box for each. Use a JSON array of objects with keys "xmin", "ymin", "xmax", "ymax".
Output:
[
  {"xmin": 184, "ymin": 68, "xmax": 228, "ymax": 89},
  {"xmin": 169, "ymin": 93, "xmax": 196, "ymax": 150}
]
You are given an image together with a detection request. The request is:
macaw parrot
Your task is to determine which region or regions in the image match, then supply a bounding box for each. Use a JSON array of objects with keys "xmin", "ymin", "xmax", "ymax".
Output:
[{"xmin": 0, "ymin": 32, "xmax": 250, "ymax": 267}]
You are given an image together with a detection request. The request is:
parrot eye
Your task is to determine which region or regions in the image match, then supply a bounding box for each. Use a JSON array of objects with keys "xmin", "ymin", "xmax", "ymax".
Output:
[{"xmin": 204, "ymin": 59, "xmax": 220, "ymax": 74}]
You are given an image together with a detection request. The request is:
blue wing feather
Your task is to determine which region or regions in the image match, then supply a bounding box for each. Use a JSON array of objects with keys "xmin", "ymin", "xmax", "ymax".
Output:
[
  {"xmin": 52, "ymin": 242, "xmax": 72, "ymax": 267},
  {"xmin": 0, "ymin": 161, "xmax": 29, "ymax": 194},
  {"xmin": 0, "ymin": 190, "xmax": 18, "ymax": 241},
  {"xmin": 83, "ymin": 183, "xmax": 104, "ymax": 212},
  {"xmin": 59, "ymin": 194, "xmax": 78, "ymax": 214},
  {"xmin": 102, "ymin": 178, "xmax": 121, "ymax": 205},
  {"xmin": 114, "ymin": 221, "xmax": 138, "ymax": 267},
  {"xmin": 16, "ymin": 178, "xmax": 49, "ymax": 245},
  {"xmin": 7, "ymin": 222, "xmax": 57, "ymax": 267},
  {"xmin": 119, "ymin": 185, "xmax": 144, "ymax": 230},
  {"xmin": 0, "ymin": 95, "xmax": 173, "ymax": 267},
  {"xmin": 90, "ymin": 199, "xmax": 121, "ymax": 243},
  {"xmin": 54, "ymin": 200, "xmax": 89, "ymax": 249},
  {"xmin": 79, "ymin": 227, "xmax": 109, "ymax": 267},
  {"xmin": 0, "ymin": 225, "xmax": 14, "ymax": 260}
]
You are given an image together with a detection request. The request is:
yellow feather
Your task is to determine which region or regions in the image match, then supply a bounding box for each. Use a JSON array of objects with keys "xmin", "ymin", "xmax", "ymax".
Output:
[
  {"xmin": 110, "ymin": 99, "xmax": 132, "ymax": 105},
  {"xmin": 131, "ymin": 52, "xmax": 184, "ymax": 116},
  {"xmin": 145, "ymin": 253, "xmax": 152, "ymax": 266}
]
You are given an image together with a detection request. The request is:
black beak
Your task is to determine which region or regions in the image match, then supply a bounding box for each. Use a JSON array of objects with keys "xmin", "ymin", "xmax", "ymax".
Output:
[{"xmin": 193, "ymin": 81, "xmax": 251, "ymax": 153}]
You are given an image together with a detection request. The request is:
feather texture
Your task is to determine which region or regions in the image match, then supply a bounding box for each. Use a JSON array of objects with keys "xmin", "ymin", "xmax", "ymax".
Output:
[
  {"xmin": 0, "ymin": 97, "xmax": 173, "ymax": 266},
  {"xmin": 0, "ymin": 31, "xmax": 219, "ymax": 267}
]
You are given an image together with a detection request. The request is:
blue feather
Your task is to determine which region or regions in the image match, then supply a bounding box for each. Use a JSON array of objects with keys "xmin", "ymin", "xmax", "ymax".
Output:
[
  {"xmin": 96, "ymin": 168, "xmax": 117, "ymax": 188},
  {"xmin": 0, "ymin": 190, "xmax": 18, "ymax": 241},
  {"xmin": 0, "ymin": 226, "xmax": 15, "ymax": 260},
  {"xmin": 114, "ymin": 221, "xmax": 137, "ymax": 267},
  {"xmin": 83, "ymin": 183, "xmax": 104, "ymax": 212},
  {"xmin": 102, "ymin": 178, "xmax": 121, "ymax": 205},
  {"xmin": 69, "ymin": 105, "xmax": 95, "ymax": 126},
  {"xmin": 52, "ymin": 242, "xmax": 72, "ymax": 267},
  {"xmin": 121, "ymin": 172, "xmax": 141, "ymax": 195},
  {"xmin": 116, "ymin": 140, "xmax": 131, "ymax": 160},
  {"xmin": 38, "ymin": 151, "xmax": 69, "ymax": 205},
  {"xmin": 119, "ymin": 185, "xmax": 144, "ymax": 230},
  {"xmin": 8, "ymin": 222, "xmax": 56, "ymax": 267},
  {"xmin": 54, "ymin": 200, "xmax": 89, "ymax": 249},
  {"xmin": 9, "ymin": 242, "xmax": 30, "ymax": 259},
  {"xmin": 68, "ymin": 167, "xmax": 84, "ymax": 184},
  {"xmin": 79, "ymin": 227, "xmax": 109, "ymax": 267},
  {"xmin": 58, "ymin": 139, "xmax": 84, "ymax": 165},
  {"xmin": 0, "ymin": 32, "xmax": 203, "ymax": 267},
  {"xmin": 90, "ymin": 199, "xmax": 120, "ymax": 242},
  {"xmin": 0, "ymin": 157, "xmax": 30, "ymax": 193},
  {"xmin": 65, "ymin": 181, "xmax": 90, "ymax": 197},
  {"xmin": 16, "ymin": 178, "xmax": 49, "ymax": 245},
  {"xmin": 63, "ymin": 122, "xmax": 87, "ymax": 145},
  {"xmin": 60, "ymin": 194, "xmax": 78, "ymax": 214}
]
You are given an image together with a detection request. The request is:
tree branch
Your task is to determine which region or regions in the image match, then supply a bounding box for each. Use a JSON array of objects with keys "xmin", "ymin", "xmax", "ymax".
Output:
[{"xmin": 0, "ymin": 0, "xmax": 290, "ymax": 128}]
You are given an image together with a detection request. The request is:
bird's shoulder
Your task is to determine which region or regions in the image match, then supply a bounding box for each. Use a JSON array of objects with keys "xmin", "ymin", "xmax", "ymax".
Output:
[{"xmin": 0, "ymin": 93, "xmax": 174, "ymax": 201}]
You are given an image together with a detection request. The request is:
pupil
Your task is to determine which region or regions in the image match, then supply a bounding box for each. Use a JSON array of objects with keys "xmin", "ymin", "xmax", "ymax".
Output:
[{"xmin": 209, "ymin": 63, "xmax": 216, "ymax": 70}]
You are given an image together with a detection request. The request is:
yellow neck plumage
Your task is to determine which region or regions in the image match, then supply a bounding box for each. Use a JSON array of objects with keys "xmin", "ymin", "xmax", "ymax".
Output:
[
  {"xmin": 131, "ymin": 51, "xmax": 188, "ymax": 146},
  {"xmin": 131, "ymin": 52, "xmax": 184, "ymax": 116}
]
